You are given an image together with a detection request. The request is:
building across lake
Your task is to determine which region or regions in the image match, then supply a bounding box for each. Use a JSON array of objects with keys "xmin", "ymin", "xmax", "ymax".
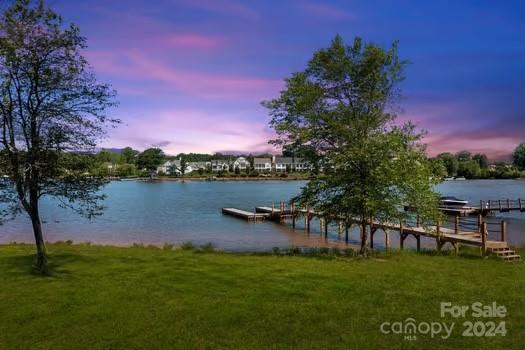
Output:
[{"xmin": 157, "ymin": 155, "xmax": 312, "ymax": 175}]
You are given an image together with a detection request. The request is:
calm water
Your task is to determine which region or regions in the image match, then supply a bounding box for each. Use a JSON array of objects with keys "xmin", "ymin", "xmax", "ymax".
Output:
[{"xmin": 1, "ymin": 179, "xmax": 524, "ymax": 250}]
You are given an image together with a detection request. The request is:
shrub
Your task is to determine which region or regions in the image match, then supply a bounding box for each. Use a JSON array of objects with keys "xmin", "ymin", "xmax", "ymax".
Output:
[{"xmin": 180, "ymin": 241, "xmax": 195, "ymax": 250}]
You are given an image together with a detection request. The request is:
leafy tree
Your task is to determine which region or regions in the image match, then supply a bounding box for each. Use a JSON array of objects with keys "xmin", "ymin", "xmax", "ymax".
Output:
[
  {"xmin": 120, "ymin": 147, "xmax": 138, "ymax": 164},
  {"xmin": 472, "ymin": 153, "xmax": 489, "ymax": 169},
  {"xmin": 455, "ymin": 150, "xmax": 471, "ymax": 162},
  {"xmin": 513, "ymin": 143, "xmax": 525, "ymax": 170},
  {"xmin": 436, "ymin": 153, "xmax": 458, "ymax": 177},
  {"xmin": 96, "ymin": 150, "xmax": 118, "ymax": 163},
  {"xmin": 264, "ymin": 35, "xmax": 440, "ymax": 255},
  {"xmin": 0, "ymin": 1, "xmax": 118, "ymax": 272},
  {"xmin": 116, "ymin": 163, "xmax": 136, "ymax": 177},
  {"xmin": 457, "ymin": 160, "xmax": 481, "ymax": 179},
  {"xmin": 429, "ymin": 158, "xmax": 447, "ymax": 178},
  {"xmin": 179, "ymin": 158, "xmax": 187, "ymax": 176},
  {"xmin": 137, "ymin": 148, "xmax": 164, "ymax": 172}
]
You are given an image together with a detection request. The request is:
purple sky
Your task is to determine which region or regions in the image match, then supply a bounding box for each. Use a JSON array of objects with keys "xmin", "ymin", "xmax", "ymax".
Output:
[{"xmin": 54, "ymin": 0, "xmax": 524, "ymax": 159}]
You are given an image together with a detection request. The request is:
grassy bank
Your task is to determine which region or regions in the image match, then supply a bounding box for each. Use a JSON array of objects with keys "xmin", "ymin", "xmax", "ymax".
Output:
[{"xmin": 0, "ymin": 244, "xmax": 523, "ymax": 349}]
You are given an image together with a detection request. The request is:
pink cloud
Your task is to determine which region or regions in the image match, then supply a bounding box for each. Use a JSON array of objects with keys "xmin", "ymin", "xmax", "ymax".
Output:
[
  {"xmin": 103, "ymin": 108, "xmax": 275, "ymax": 154},
  {"xmin": 162, "ymin": 34, "xmax": 226, "ymax": 49},
  {"xmin": 87, "ymin": 50, "xmax": 282, "ymax": 100}
]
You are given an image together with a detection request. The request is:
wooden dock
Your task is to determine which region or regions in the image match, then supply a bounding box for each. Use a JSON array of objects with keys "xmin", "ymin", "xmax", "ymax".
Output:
[
  {"xmin": 222, "ymin": 208, "xmax": 268, "ymax": 221},
  {"xmin": 224, "ymin": 200, "xmax": 522, "ymax": 261},
  {"xmin": 438, "ymin": 198, "xmax": 525, "ymax": 216}
]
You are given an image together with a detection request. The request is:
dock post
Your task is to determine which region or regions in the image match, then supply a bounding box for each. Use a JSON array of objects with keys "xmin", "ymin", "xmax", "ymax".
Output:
[
  {"xmin": 507, "ymin": 198, "xmax": 510, "ymax": 211},
  {"xmin": 384, "ymin": 229, "xmax": 390, "ymax": 250},
  {"xmin": 416, "ymin": 235, "xmax": 420, "ymax": 252},
  {"xmin": 436, "ymin": 221, "xmax": 442, "ymax": 253},
  {"xmin": 481, "ymin": 222, "xmax": 487, "ymax": 256},
  {"xmin": 454, "ymin": 216, "xmax": 459, "ymax": 235},
  {"xmin": 520, "ymin": 198, "xmax": 523, "ymax": 212},
  {"xmin": 399, "ymin": 219, "xmax": 404, "ymax": 250},
  {"xmin": 498, "ymin": 200, "xmax": 502, "ymax": 211},
  {"xmin": 500, "ymin": 220, "xmax": 507, "ymax": 242},
  {"xmin": 477, "ymin": 214, "xmax": 482, "ymax": 231}
]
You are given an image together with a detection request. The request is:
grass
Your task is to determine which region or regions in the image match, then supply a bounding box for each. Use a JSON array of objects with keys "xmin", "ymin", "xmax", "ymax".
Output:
[{"xmin": 0, "ymin": 243, "xmax": 523, "ymax": 349}]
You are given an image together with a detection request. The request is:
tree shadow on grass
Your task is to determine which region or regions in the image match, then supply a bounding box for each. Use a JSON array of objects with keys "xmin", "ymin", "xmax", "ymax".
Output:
[{"xmin": 0, "ymin": 251, "xmax": 96, "ymax": 278}]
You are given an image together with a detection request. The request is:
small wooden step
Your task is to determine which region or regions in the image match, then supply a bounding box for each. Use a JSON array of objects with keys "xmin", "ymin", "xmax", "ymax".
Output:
[
  {"xmin": 492, "ymin": 250, "xmax": 515, "ymax": 256},
  {"xmin": 500, "ymin": 255, "xmax": 521, "ymax": 261}
]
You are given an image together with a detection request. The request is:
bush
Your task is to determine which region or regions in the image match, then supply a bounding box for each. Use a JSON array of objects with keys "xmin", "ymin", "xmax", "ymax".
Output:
[
  {"xmin": 180, "ymin": 241, "xmax": 195, "ymax": 250},
  {"xmin": 199, "ymin": 242, "xmax": 216, "ymax": 253}
]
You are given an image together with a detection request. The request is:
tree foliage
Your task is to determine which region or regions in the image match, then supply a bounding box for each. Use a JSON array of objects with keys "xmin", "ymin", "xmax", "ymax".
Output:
[
  {"xmin": 137, "ymin": 148, "xmax": 165, "ymax": 172},
  {"xmin": 263, "ymin": 35, "xmax": 440, "ymax": 255},
  {"xmin": 513, "ymin": 143, "xmax": 525, "ymax": 170},
  {"xmin": 436, "ymin": 153, "xmax": 458, "ymax": 177},
  {"xmin": 0, "ymin": 0, "xmax": 118, "ymax": 272}
]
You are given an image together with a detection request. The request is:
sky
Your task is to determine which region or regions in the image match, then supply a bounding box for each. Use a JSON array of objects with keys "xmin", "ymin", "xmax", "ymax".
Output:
[{"xmin": 52, "ymin": 0, "xmax": 524, "ymax": 159}]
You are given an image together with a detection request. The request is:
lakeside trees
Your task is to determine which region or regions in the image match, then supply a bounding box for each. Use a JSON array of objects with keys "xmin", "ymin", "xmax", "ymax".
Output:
[
  {"xmin": 137, "ymin": 148, "xmax": 165, "ymax": 175},
  {"xmin": 431, "ymin": 150, "xmax": 522, "ymax": 179},
  {"xmin": 513, "ymin": 143, "xmax": 525, "ymax": 170},
  {"xmin": 0, "ymin": 0, "xmax": 118, "ymax": 272},
  {"xmin": 264, "ymin": 35, "xmax": 440, "ymax": 255}
]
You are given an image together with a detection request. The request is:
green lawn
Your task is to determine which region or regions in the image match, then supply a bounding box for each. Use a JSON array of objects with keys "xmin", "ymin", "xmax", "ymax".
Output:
[{"xmin": 0, "ymin": 244, "xmax": 523, "ymax": 349}]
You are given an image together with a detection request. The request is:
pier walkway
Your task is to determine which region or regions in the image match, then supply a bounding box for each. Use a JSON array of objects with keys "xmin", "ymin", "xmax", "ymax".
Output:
[{"xmin": 222, "ymin": 201, "xmax": 522, "ymax": 261}]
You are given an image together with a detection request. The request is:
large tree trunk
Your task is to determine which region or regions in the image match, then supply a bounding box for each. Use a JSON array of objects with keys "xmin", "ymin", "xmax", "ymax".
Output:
[
  {"xmin": 29, "ymin": 190, "xmax": 47, "ymax": 273},
  {"xmin": 359, "ymin": 222, "xmax": 368, "ymax": 257}
]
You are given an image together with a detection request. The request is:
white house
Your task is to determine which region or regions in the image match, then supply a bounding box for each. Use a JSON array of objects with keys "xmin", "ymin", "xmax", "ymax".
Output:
[
  {"xmin": 293, "ymin": 158, "xmax": 311, "ymax": 172},
  {"xmin": 211, "ymin": 160, "xmax": 230, "ymax": 172},
  {"xmin": 233, "ymin": 157, "xmax": 250, "ymax": 171},
  {"xmin": 186, "ymin": 161, "xmax": 209, "ymax": 173},
  {"xmin": 157, "ymin": 159, "xmax": 181, "ymax": 175},
  {"xmin": 253, "ymin": 158, "xmax": 272, "ymax": 172},
  {"xmin": 274, "ymin": 156, "xmax": 293, "ymax": 172}
]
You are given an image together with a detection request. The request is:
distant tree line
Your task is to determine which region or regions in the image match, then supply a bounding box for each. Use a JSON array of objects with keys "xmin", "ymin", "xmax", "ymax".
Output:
[{"xmin": 429, "ymin": 143, "xmax": 525, "ymax": 179}]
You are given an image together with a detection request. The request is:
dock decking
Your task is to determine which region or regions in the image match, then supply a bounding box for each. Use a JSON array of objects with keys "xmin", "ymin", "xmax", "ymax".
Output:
[
  {"xmin": 222, "ymin": 208, "xmax": 268, "ymax": 221},
  {"xmin": 222, "ymin": 200, "xmax": 522, "ymax": 260}
]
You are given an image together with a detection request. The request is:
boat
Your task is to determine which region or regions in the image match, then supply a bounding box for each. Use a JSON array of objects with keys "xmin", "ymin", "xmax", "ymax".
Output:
[
  {"xmin": 440, "ymin": 196, "xmax": 469, "ymax": 207},
  {"xmin": 444, "ymin": 177, "xmax": 454, "ymax": 181},
  {"xmin": 454, "ymin": 177, "xmax": 466, "ymax": 180}
]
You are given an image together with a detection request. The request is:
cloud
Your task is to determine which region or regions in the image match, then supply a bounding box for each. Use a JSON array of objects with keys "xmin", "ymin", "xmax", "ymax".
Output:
[
  {"xmin": 162, "ymin": 33, "xmax": 226, "ymax": 49},
  {"xmin": 87, "ymin": 50, "xmax": 282, "ymax": 100},
  {"xmin": 179, "ymin": 0, "xmax": 258, "ymax": 19},
  {"xmin": 102, "ymin": 108, "xmax": 276, "ymax": 155},
  {"xmin": 297, "ymin": 1, "xmax": 354, "ymax": 20}
]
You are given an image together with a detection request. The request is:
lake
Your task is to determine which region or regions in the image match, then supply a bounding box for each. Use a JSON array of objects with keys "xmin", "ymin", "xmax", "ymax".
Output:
[{"xmin": 1, "ymin": 179, "xmax": 524, "ymax": 250}]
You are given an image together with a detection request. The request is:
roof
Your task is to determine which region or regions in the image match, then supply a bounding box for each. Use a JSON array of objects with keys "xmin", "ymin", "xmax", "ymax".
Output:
[
  {"xmin": 253, "ymin": 158, "xmax": 271, "ymax": 164},
  {"xmin": 211, "ymin": 159, "xmax": 230, "ymax": 165},
  {"xmin": 275, "ymin": 157, "xmax": 293, "ymax": 164},
  {"xmin": 161, "ymin": 160, "xmax": 180, "ymax": 167}
]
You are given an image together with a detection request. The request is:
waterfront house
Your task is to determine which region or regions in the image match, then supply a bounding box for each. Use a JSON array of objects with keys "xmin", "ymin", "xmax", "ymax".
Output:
[
  {"xmin": 254, "ymin": 158, "xmax": 272, "ymax": 172},
  {"xmin": 157, "ymin": 160, "xmax": 181, "ymax": 175},
  {"xmin": 293, "ymin": 158, "xmax": 311, "ymax": 172},
  {"xmin": 211, "ymin": 160, "xmax": 230, "ymax": 172},
  {"xmin": 274, "ymin": 156, "xmax": 293, "ymax": 172},
  {"xmin": 187, "ymin": 161, "xmax": 209, "ymax": 173},
  {"xmin": 233, "ymin": 157, "xmax": 250, "ymax": 171}
]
